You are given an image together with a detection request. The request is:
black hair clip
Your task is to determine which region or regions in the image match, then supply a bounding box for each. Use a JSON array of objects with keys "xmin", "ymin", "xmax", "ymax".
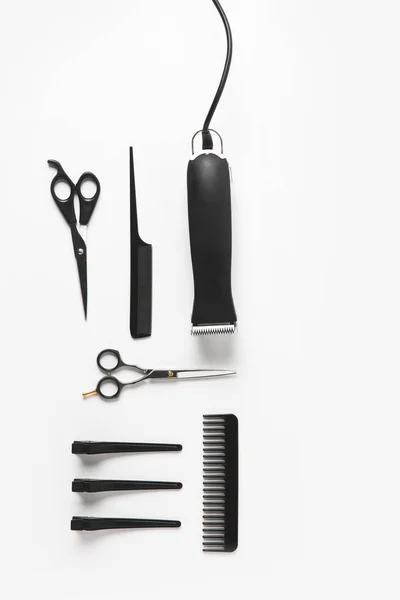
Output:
[
  {"xmin": 72, "ymin": 441, "xmax": 182, "ymax": 455},
  {"xmin": 72, "ymin": 478, "xmax": 182, "ymax": 493},
  {"xmin": 71, "ymin": 516, "xmax": 181, "ymax": 531}
]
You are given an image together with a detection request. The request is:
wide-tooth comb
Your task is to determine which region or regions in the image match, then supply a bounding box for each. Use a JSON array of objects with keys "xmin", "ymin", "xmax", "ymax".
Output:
[{"xmin": 203, "ymin": 414, "xmax": 238, "ymax": 552}]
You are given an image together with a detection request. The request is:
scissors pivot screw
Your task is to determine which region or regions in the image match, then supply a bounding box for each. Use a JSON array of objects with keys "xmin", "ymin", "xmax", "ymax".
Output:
[
  {"xmin": 78, "ymin": 248, "xmax": 84, "ymax": 255},
  {"xmin": 168, "ymin": 371, "xmax": 174, "ymax": 377}
]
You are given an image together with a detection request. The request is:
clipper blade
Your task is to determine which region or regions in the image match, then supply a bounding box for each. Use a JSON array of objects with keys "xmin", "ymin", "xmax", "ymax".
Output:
[{"xmin": 192, "ymin": 323, "xmax": 237, "ymax": 336}]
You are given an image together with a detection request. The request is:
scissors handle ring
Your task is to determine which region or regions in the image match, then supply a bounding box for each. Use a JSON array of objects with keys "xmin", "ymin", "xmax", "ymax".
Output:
[
  {"xmin": 97, "ymin": 349, "xmax": 124, "ymax": 373},
  {"xmin": 96, "ymin": 375, "xmax": 123, "ymax": 400},
  {"xmin": 48, "ymin": 159, "xmax": 77, "ymax": 225},
  {"xmin": 97, "ymin": 348, "xmax": 148, "ymax": 375},
  {"xmin": 76, "ymin": 172, "xmax": 101, "ymax": 226},
  {"xmin": 96, "ymin": 371, "xmax": 154, "ymax": 399}
]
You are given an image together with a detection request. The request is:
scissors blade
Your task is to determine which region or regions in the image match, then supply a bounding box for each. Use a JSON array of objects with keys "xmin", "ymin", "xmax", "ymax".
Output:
[
  {"xmin": 175, "ymin": 369, "xmax": 236, "ymax": 379},
  {"xmin": 70, "ymin": 225, "xmax": 88, "ymax": 319}
]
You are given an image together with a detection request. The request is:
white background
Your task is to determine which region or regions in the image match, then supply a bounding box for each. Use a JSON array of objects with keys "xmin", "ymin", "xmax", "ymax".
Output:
[{"xmin": 1, "ymin": 0, "xmax": 400, "ymax": 597}]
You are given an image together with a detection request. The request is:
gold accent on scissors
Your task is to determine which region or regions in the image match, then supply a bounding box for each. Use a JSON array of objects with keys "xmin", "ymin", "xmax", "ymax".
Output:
[{"xmin": 82, "ymin": 389, "xmax": 97, "ymax": 398}]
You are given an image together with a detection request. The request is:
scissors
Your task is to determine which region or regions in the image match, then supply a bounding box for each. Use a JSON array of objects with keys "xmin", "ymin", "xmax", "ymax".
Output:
[
  {"xmin": 83, "ymin": 349, "xmax": 236, "ymax": 399},
  {"xmin": 48, "ymin": 159, "xmax": 101, "ymax": 319}
]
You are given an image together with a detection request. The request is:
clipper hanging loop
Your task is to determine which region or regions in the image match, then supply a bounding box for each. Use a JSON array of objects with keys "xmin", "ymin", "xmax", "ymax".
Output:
[{"xmin": 191, "ymin": 129, "xmax": 224, "ymax": 155}]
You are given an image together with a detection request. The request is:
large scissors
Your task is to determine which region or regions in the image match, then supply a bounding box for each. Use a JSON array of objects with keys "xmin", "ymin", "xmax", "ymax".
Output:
[
  {"xmin": 48, "ymin": 159, "xmax": 101, "ymax": 319},
  {"xmin": 83, "ymin": 349, "xmax": 236, "ymax": 399}
]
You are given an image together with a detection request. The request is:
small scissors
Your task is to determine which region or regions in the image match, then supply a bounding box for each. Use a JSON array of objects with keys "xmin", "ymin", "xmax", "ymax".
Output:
[
  {"xmin": 83, "ymin": 349, "xmax": 236, "ymax": 400},
  {"xmin": 48, "ymin": 159, "xmax": 101, "ymax": 319}
]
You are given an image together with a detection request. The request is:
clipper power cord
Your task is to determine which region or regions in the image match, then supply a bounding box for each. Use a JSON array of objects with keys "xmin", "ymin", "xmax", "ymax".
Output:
[{"xmin": 187, "ymin": 0, "xmax": 237, "ymax": 336}]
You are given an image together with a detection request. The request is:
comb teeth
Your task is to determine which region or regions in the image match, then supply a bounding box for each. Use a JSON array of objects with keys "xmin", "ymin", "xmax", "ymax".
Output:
[
  {"xmin": 203, "ymin": 414, "xmax": 238, "ymax": 553},
  {"xmin": 192, "ymin": 324, "xmax": 237, "ymax": 336}
]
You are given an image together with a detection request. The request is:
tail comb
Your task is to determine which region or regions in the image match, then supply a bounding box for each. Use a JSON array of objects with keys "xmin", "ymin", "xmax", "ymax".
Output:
[
  {"xmin": 203, "ymin": 413, "xmax": 238, "ymax": 552},
  {"xmin": 130, "ymin": 147, "xmax": 152, "ymax": 338}
]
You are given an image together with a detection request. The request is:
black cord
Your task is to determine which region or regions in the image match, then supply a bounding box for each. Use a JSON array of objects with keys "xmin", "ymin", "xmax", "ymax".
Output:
[{"xmin": 201, "ymin": 0, "xmax": 233, "ymax": 150}]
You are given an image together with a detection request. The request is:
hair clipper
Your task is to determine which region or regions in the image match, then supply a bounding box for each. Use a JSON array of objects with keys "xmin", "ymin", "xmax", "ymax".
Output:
[
  {"xmin": 187, "ymin": 0, "xmax": 237, "ymax": 336},
  {"xmin": 187, "ymin": 135, "xmax": 237, "ymax": 335}
]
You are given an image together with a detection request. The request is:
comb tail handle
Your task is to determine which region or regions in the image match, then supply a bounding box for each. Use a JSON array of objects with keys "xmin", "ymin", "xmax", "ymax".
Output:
[
  {"xmin": 130, "ymin": 147, "xmax": 152, "ymax": 338},
  {"xmin": 187, "ymin": 153, "xmax": 237, "ymax": 334}
]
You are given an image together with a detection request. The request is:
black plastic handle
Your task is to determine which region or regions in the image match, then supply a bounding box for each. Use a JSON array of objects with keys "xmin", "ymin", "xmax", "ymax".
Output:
[
  {"xmin": 48, "ymin": 159, "xmax": 77, "ymax": 225},
  {"xmin": 72, "ymin": 479, "xmax": 183, "ymax": 493},
  {"xmin": 76, "ymin": 172, "xmax": 101, "ymax": 226},
  {"xmin": 71, "ymin": 517, "xmax": 181, "ymax": 531},
  {"xmin": 95, "ymin": 375, "xmax": 122, "ymax": 400},
  {"xmin": 72, "ymin": 441, "xmax": 183, "ymax": 454},
  {"xmin": 130, "ymin": 147, "xmax": 152, "ymax": 338},
  {"xmin": 187, "ymin": 153, "xmax": 237, "ymax": 327},
  {"xmin": 96, "ymin": 349, "xmax": 125, "ymax": 373}
]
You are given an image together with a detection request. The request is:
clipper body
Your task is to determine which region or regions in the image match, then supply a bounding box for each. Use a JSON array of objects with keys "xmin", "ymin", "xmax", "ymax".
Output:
[{"xmin": 187, "ymin": 152, "xmax": 237, "ymax": 335}]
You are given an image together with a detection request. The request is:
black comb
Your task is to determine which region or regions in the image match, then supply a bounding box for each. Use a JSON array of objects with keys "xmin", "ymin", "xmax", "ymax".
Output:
[
  {"xmin": 130, "ymin": 147, "xmax": 152, "ymax": 338},
  {"xmin": 203, "ymin": 413, "xmax": 238, "ymax": 552}
]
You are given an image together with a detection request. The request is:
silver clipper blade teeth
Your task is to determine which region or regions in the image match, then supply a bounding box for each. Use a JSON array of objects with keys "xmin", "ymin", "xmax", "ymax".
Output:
[{"xmin": 191, "ymin": 323, "xmax": 237, "ymax": 336}]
